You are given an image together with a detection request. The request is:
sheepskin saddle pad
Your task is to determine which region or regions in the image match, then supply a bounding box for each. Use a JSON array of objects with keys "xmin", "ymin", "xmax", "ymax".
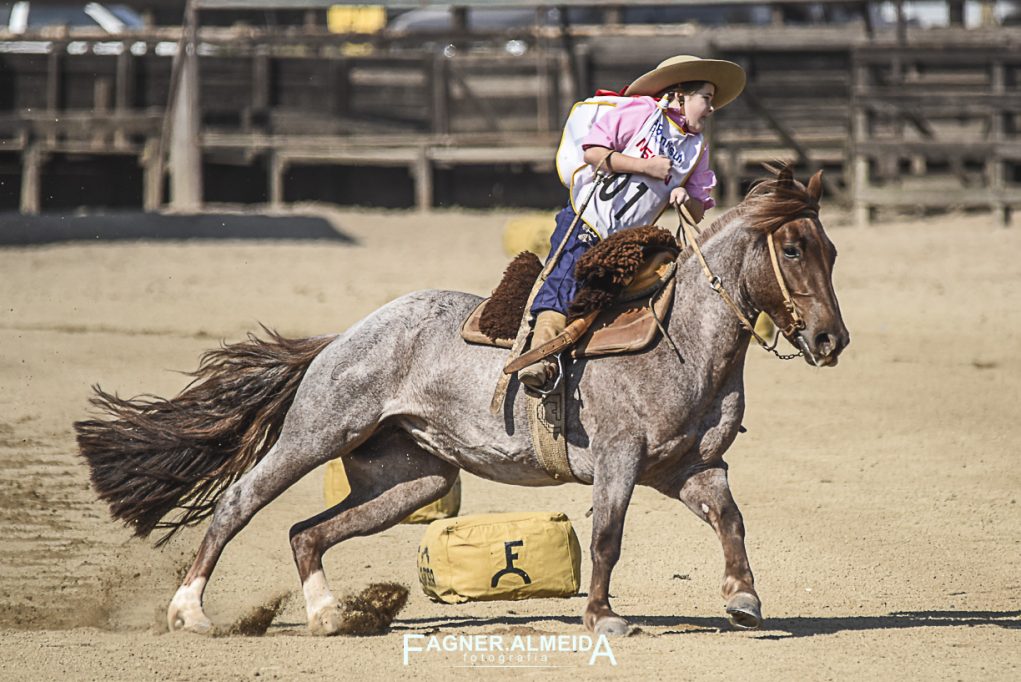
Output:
[{"xmin": 461, "ymin": 225, "xmax": 679, "ymax": 358}]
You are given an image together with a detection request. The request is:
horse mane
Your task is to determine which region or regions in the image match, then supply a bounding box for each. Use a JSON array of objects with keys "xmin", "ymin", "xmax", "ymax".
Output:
[{"xmin": 700, "ymin": 164, "xmax": 820, "ymax": 243}]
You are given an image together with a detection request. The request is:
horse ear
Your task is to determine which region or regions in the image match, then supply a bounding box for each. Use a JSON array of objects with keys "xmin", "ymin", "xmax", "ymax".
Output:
[
  {"xmin": 777, "ymin": 164, "xmax": 794, "ymax": 188},
  {"xmin": 807, "ymin": 169, "xmax": 824, "ymax": 203}
]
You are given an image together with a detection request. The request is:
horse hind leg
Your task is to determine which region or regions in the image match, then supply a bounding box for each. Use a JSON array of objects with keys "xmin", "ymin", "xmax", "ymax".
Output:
[
  {"xmin": 168, "ymin": 416, "xmax": 380, "ymax": 633},
  {"xmin": 288, "ymin": 429, "xmax": 458, "ymax": 636}
]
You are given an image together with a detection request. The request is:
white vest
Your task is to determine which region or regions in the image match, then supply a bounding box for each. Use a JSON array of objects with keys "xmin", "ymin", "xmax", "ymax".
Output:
[{"xmin": 556, "ymin": 96, "xmax": 705, "ymax": 239}]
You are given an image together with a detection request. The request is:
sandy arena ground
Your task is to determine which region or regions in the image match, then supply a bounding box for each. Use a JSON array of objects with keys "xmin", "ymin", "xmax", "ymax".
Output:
[{"xmin": 0, "ymin": 205, "xmax": 1018, "ymax": 680}]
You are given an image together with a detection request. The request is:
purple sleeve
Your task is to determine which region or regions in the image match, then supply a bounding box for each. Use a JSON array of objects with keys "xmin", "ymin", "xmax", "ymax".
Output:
[
  {"xmin": 684, "ymin": 145, "xmax": 717, "ymax": 210},
  {"xmin": 581, "ymin": 98, "xmax": 656, "ymax": 152}
]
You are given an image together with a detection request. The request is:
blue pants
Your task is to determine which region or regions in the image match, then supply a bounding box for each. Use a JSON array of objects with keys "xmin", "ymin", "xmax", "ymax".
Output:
[{"xmin": 530, "ymin": 206, "xmax": 597, "ymax": 317}]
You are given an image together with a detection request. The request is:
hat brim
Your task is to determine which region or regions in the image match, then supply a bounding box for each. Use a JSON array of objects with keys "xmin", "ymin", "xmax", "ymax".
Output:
[{"xmin": 623, "ymin": 58, "xmax": 746, "ymax": 110}]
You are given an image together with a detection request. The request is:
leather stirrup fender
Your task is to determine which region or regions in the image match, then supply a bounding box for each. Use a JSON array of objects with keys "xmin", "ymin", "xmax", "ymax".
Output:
[{"xmin": 503, "ymin": 312, "xmax": 599, "ymax": 375}]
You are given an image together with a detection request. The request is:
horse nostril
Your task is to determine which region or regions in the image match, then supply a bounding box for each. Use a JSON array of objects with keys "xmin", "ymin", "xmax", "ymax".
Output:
[{"xmin": 815, "ymin": 332, "xmax": 836, "ymax": 356}]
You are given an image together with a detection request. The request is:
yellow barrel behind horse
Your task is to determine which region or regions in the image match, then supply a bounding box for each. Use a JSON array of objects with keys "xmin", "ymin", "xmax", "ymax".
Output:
[
  {"xmin": 502, "ymin": 212, "xmax": 556, "ymax": 258},
  {"xmin": 324, "ymin": 459, "xmax": 460, "ymax": 523}
]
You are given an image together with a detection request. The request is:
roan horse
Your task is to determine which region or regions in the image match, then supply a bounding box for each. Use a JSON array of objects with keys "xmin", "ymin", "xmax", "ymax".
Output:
[{"xmin": 75, "ymin": 166, "xmax": 848, "ymax": 637}]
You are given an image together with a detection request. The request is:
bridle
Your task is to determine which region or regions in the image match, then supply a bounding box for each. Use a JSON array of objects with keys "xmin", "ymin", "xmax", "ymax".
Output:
[{"xmin": 676, "ymin": 206, "xmax": 818, "ymax": 364}]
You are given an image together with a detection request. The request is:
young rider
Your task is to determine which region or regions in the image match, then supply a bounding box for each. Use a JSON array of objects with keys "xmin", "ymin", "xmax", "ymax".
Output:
[{"xmin": 518, "ymin": 55, "xmax": 747, "ymax": 389}]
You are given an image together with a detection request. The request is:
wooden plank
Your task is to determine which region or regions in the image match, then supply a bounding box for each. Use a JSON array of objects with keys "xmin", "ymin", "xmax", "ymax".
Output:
[
  {"xmin": 857, "ymin": 187, "xmax": 1021, "ymax": 205},
  {"xmin": 429, "ymin": 146, "xmax": 552, "ymax": 164},
  {"xmin": 279, "ymin": 148, "xmax": 419, "ymax": 165},
  {"xmin": 855, "ymin": 141, "xmax": 1021, "ymax": 157},
  {"xmin": 197, "ymin": 0, "xmax": 864, "ymax": 8}
]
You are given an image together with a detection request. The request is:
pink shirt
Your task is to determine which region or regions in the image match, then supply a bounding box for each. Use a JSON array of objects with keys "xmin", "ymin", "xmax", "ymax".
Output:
[{"xmin": 581, "ymin": 96, "xmax": 717, "ymax": 210}]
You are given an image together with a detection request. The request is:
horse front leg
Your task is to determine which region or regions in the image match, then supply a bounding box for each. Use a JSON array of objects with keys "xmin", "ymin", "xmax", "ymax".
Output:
[
  {"xmin": 584, "ymin": 453, "xmax": 639, "ymax": 636},
  {"xmin": 677, "ymin": 467, "xmax": 761, "ymax": 628}
]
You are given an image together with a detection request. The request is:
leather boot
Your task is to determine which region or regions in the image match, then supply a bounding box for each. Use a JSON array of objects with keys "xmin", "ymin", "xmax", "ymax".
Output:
[{"xmin": 517, "ymin": 310, "xmax": 567, "ymax": 389}]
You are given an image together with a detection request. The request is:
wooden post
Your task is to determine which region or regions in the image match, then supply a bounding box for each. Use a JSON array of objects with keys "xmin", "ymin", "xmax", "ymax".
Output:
[
  {"xmin": 45, "ymin": 51, "xmax": 60, "ymax": 146},
  {"xmin": 269, "ymin": 150, "xmax": 286, "ymax": 208},
  {"xmin": 557, "ymin": 49, "xmax": 572, "ymax": 127},
  {"xmin": 93, "ymin": 78, "xmax": 112, "ymax": 149},
  {"xmin": 860, "ymin": 1, "xmax": 874, "ymax": 40},
  {"xmin": 557, "ymin": 7, "xmax": 581, "ymax": 105},
  {"xmin": 948, "ymin": 0, "xmax": 965, "ymax": 26},
  {"xmin": 142, "ymin": 138, "xmax": 163, "ymax": 211},
  {"xmin": 169, "ymin": 0, "xmax": 203, "ymax": 211},
  {"xmin": 850, "ymin": 53, "xmax": 871, "ymax": 226},
  {"xmin": 20, "ymin": 144, "xmax": 41, "ymax": 215},
  {"xmin": 429, "ymin": 53, "xmax": 449, "ymax": 135},
  {"xmin": 413, "ymin": 146, "xmax": 432, "ymax": 211},
  {"xmin": 574, "ymin": 43, "xmax": 591, "ymax": 101},
  {"xmin": 46, "ymin": 51, "xmax": 59, "ymax": 112},
  {"xmin": 114, "ymin": 50, "xmax": 134, "ymax": 149},
  {"xmin": 894, "ymin": 0, "xmax": 907, "ymax": 44},
  {"xmin": 329, "ymin": 57, "xmax": 350, "ymax": 117},
  {"xmin": 547, "ymin": 52, "xmax": 561, "ymax": 131},
  {"xmin": 251, "ymin": 48, "xmax": 270, "ymax": 131},
  {"xmin": 989, "ymin": 59, "xmax": 1007, "ymax": 226},
  {"xmin": 536, "ymin": 46, "xmax": 550, "ymax": 133},
  {"xmin": 725, "ymin": 147, "xmax": 741, "ymax": 208},
  {"xmin": 981, "ymin": 0, "xmax": 996, "ymax": 26}
]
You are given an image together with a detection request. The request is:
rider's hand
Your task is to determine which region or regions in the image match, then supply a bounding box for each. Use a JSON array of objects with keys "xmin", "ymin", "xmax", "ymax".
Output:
[
  {"xmin": 671, "ymin": 187, "xmax": 706, "ymax": 223},
  {"xmin": 643, "ymin": 156, "xmax": 672, "ymax": 183},
  {"xmin": 669, "ymin": 186, "xmax": 690, "ymax": 208}
]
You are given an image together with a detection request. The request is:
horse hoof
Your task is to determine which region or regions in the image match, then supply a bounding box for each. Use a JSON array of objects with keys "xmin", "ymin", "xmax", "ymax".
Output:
[
  {"xmin": 308, "ymin": 604, "xmax": 344, "ymax": 637},
  {"xmin": 726, "ymin": 592, "xmax": 762, "ymax": 630},
  {"xmin": 593, "ymin": 616, "xmax": 631, "ymax": 637},
  {"xmin": 168, "ymin": 607, "xmax": 214, "ymax": 634},
  {"xmin": 182, "ymin": 618, "xmax": 214, "ymax": 635}
]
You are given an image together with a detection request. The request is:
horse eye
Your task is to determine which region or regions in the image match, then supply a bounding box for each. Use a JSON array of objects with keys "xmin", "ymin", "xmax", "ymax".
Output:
[{"xmin": 783, "ymin": 245, "xmax": 800, "ymax": 259}]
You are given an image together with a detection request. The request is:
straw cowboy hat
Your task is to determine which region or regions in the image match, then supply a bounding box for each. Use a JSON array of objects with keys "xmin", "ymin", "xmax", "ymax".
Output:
[{"xmin": 623, "ymin": 55, "xmax": 746, "ymax": 110}]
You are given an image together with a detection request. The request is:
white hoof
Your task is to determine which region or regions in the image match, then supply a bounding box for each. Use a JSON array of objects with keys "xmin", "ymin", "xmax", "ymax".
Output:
[
  {"xmin": 167, "ymin": 603, "xmax": 214, "ymax": 634},
  {"xmin": 593, "ymin": 615, "xmax": 631, "ymax": 637},
  {"xmin": 167, "ymin": 578, "xmax": 213, "ymax": 634},
  {"xmin": 308, "ymin": 601, "xmax": 344, "ymax": 637}
]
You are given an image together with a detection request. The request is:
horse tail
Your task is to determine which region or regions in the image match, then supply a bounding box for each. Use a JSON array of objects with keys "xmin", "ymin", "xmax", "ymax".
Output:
[{"xmin": 74, "ymin": 328, "xmax": 337, "ymax": 547}]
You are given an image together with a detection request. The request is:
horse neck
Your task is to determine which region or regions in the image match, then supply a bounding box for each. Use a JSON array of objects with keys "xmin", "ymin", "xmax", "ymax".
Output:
[{"xmin": 669, "ymin": 218, "xmax": 757, "ymax": 363}]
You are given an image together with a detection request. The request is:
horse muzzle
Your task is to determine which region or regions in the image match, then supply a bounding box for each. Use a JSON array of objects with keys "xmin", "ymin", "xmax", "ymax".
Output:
[{"xmin": 796, "ymin": 328, "xmax": 849, "ymax": 367}]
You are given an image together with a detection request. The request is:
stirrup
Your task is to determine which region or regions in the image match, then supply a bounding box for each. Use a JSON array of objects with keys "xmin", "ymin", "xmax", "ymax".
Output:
[{"xmin": 525, "ymin": 352, "xmax": 564, "ymax": 397}]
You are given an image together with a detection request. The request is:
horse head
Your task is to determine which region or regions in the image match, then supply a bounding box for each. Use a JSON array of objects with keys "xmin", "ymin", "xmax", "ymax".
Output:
[{"xmin": 740, "ymin": 165, "xmax": 850, "ymax": 367}]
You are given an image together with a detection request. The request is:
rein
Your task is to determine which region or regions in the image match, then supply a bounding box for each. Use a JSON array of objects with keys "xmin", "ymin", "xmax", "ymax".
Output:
[
  {"xmin": 489, "ymin": 158, "xmax": 612, "ymax": 415},
  {"xmin": 675, "ymin": 205, "xmax": 808, "ymax": 362}
]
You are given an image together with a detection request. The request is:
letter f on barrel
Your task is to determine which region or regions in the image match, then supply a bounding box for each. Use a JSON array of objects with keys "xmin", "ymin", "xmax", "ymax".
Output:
[{"xmin": 491, "ymin": 540, "xmax": 532, "ymax": 587}]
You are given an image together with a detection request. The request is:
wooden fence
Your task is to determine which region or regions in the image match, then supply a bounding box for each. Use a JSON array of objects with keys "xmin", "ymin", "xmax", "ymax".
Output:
[{"xmin": 1, "ymin": 24, "xmax": 1019, "ymax": 222}]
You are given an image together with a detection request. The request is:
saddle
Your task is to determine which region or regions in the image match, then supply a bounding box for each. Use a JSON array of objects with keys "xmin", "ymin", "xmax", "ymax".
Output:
[{"xmin": 461, "ymin": 226, "xmax": 679, "ymax": 360}]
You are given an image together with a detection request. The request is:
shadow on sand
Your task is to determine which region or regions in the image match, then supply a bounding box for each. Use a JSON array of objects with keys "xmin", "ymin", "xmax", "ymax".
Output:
[
  {"xmin": 0, "ymin": 211, "xmax": 355, "ymax": 245},
  {"xmin": 389, "ymin": 609, "xmax": 1020, "ymax": 638}
]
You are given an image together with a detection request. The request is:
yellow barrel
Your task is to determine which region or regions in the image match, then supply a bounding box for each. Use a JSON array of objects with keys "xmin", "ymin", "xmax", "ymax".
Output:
[
  {"xmin": 502, "ymin": 213, "xmax": 556, "ymax": 259},
  {"xmin": 417, "ymin": 512, "xmax": 581, "ymax": 603},
  {"xmin": 324, "ymin": 459, "xmax": 460, "ymax": 523}
]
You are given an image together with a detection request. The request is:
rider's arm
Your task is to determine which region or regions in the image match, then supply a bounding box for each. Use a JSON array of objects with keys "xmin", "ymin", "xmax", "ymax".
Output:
[
  {"xmin": 583, "ymin": 146, "xmax": 670, "ymax": 181},
  {"xmin": 684, "ymin": 147, "xmax": 717, "ymax": 212},
  {"xmin": 581, "ymin": 98, "xmax": 671, "ymax": 182}
]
